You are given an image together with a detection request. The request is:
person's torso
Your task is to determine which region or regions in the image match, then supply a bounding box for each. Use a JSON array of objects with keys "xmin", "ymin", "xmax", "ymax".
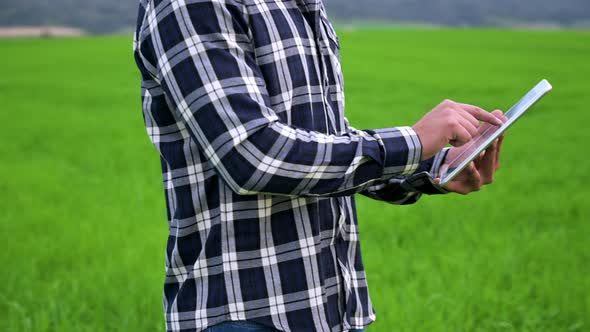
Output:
[{"xmin": 134, "ymin": 1, "xmax": 375, "ymax": 331}]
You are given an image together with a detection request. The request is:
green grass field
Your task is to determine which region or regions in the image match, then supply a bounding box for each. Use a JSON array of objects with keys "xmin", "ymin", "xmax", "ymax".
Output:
[{"xmin": 1, "ymin": 28, "xmax": 589, "ymax": 331}]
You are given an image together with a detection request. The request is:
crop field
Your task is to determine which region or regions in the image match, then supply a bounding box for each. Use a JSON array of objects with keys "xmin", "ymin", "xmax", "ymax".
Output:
[{"xmin": 1, "ymin": 28, "xmax": 589, "ymax": 331}]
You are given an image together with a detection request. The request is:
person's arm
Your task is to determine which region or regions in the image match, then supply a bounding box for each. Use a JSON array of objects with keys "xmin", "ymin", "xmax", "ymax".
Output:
[
  {"xmin": 134, "ymin": 0, "xmax": 423, "ymax": 198},
  {"xmin": 135, "ymin": 0, "xmax": 500, "ymax": 198},
  {"xmin": 338, "ymin": 119, "xmax": 448, "ymax": 204},
  {"xmin": 362, "ymin": 109, "xmax": 507, "ymax": 204},
  {"xmin": 363, "ymin": 109, "xmax": 508, "ymax": 204}
]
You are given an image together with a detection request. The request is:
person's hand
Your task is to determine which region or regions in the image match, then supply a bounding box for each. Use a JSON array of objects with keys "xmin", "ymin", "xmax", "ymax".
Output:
[
  {"xmin": 436, "ymin": 110, "xmax": 508, "ymax": 194},
  {"xmin": 413, "ymin": 99, "xmax": 503, "ymax": 161}
]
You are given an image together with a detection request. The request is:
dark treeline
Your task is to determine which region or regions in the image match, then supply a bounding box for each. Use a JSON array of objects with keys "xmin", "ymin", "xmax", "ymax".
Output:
[
  {"xmin": 328, "ymin": 0, "xmax": 590, "ymax": 27},
  {"xmin": 1, "ymin": 0, "xmax": 589, "ymax": 34}
]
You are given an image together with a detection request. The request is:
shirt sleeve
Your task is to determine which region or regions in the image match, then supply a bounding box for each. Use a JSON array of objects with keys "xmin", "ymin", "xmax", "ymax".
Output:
[
  {"xmin": 359, "ymin": 148, "xmax": 450, "ymax": 205},
  {"xmin": 134, "ymin": 0, "xmax": 423, "ymax": 197}
]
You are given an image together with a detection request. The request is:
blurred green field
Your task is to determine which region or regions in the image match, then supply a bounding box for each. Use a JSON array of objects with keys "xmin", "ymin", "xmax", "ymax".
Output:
[{"xmin": 1, "ymin": 28, "xmax": 589, "ymax": 331}]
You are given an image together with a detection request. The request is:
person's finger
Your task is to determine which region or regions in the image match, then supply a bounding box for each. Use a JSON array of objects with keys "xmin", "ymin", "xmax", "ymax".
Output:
[
  {"xmin": 456, "ymin": 108, "xmax": 481, "ymax": 129},
  {"xmin": 474, "ymin": 150, "xmax": 486, "ymax": 169},
  {"xmin": 477, "ymin": 121, "xmax": 494, "ymax": 134},
  {"xmin": 495, "ymin": 110, "xmax": 509, "ymax": 127},
  {"xmin": 491, "ymin": 109, "xmax": 506, "ymax": 123},
  {"xmin": 488, "ymin": 110, "xmax": 506, "ymax": 171},
  {"xmin": 443, "ymin": 177, "xmax": 470, "ymax": 195},
  {"xmin": 465, "ymin": 162, "xmax": 483, "ymax": 190},
  {"xmin": 458, "ymin": 103, "xmax": 503, "ymax": 126},
  {"xmin": 479, "ymin": 140, "xmax": 498, "ymax": 184},
  {"xmin": 446, "ymin": 182, "xmax": 470, "ymax": 195},
  {"xmin": 449, "ymin": 121, "xmax": 473, "ymax": 146},
  {"xmin": 495, "ymin": 134, "xmax": 505, "ymax": 171},
  {"xmin": 456, "ymin": 114, "xmax": 479, "ymax": 137},
  {"xmin": 444, "ymin": 164, "xmax": 481, "ymax": 194}
]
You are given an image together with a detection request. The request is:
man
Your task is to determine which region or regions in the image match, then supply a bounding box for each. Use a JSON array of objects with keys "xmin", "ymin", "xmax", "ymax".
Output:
[{"xmin": 133, "ymin": 0, "xmax": 506, "ymax": 331}]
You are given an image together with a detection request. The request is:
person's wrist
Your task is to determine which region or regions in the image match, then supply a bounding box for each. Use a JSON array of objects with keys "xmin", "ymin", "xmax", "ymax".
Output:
[
  {"xmin": 412, "ymin": 124, "xmax": 439, "ymax": 161},
  {"xmin": 411, "ymin": 126, "xmax": 425, "ymax": 162}
]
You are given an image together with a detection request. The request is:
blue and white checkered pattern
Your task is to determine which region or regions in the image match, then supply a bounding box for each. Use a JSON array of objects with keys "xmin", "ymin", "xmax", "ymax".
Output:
[{"xmin": 133, "ymin": 0, "xmax": 448, "ymax": 331}]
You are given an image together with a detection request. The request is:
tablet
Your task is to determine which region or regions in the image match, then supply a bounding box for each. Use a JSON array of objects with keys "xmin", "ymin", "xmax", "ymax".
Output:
[{"xmin": 438, "ymin": 79, "xmax": 552, "ymax": 186}]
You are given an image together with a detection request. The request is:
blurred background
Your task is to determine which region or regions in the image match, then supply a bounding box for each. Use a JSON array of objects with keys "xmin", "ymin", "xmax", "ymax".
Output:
[
  {"xmin": 1, "ymin": 1, "xmax": 589, "ymax": 331},
  {"xmin": 1, "ymin": 0, "xmax": 590, "ymax": 33}
]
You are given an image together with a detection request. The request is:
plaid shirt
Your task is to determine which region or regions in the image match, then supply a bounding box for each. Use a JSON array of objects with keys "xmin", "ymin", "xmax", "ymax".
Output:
[{"xmin": 133, "ymin": 0, "xmax": 448, "ymax": 331}]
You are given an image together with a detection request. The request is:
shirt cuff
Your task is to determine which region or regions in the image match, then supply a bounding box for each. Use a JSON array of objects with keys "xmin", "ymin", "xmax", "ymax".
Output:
[
  {"xmin": 430, "ymin": 147, "xmax": 451, "ymax": 179},
  {"xmin": 399, "ymin": 147, "xmax": 451, "ymax": 195},
  {"xmin": 372, "ymin": 126, "xmax": 422, "ymax": 178}
]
